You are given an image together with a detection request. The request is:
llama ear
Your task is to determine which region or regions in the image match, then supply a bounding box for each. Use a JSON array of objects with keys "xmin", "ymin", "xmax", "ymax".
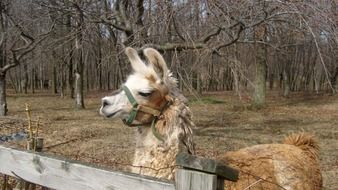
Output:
[
  {"xmin": 125, "ymin": 47, "xmax": 148, "ymax": 74},
  {"xmin": 143, "ymin": 48, "xmax": 168, "ymax": 79}
]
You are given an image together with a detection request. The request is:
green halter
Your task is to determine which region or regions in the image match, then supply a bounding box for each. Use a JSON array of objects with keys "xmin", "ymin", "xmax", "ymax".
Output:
[
  {"xmin": 121, "ymin": 85, "xmax": 166, "ymax": 142},
  {"xmin": 121, "ymin": 85, "xmax": 139, "ymax": 126}
]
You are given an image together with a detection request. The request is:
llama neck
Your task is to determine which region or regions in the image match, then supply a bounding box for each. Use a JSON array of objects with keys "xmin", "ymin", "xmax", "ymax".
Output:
[
  {"xmin": 135, "ymin": 99, "xmax": 195, "ymax": 153},
  {"xmin": 131, "ymin": 99, "xmax": 195, "ymax": 180}
]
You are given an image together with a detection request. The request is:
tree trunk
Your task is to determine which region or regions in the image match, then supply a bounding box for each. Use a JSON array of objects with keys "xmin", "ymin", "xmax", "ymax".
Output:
[
  {"xmin": 107, "ymin": 71, "xmax": 111, "ymax": 90},
  {"xmin": 253, "ymin": 50, "xmax": 267, "ymax": 107},
  {"xmin": 23, "ymin": 64, "xmax": 28, "ymax": 94},
  {"xmin": 53, "ymin": 64, "xmax": 57, "ymax": 94},
  {"xmin": 0, "ymin": 73, "xmax": 7, "ymax": 116},
  {"xmin": 31, "ymin": 67, "xmax": 35, "ymax": 94},
  {"xmin": 283, "ymin": 69, "xmax": 290, "ymax": 97},
  {"xmin": 331, "ymin": 67, "xmax": 338, "ymax": 94},
  {"xmin": 75, "ymin": 72, "xmax": 84, "ymax": 109},
  {"xmin": 66, "ymin": 12, "xmax": 74, "ymax": 98},
  {"xmin": 252, "ymin": 25, "xmax": 267, "ymax": 108},
  {"xmin": 68, "ymin": 57, "xmax": 74, "ymax": 98},
  {"xmin": 86, "ymin": 60, "xmax": 89, "ymax": 91},
  {"xmin": 269, "ymin": 73, "xmax": 274, "ymax": 90},
  {"xmin": 74, "ymin": 47, "xmax": 85, "ymax": 109},
  {"xmin": 74, "ymin": 3, "xmax": 85, "ymax": 109},
  {"xmin": 252, "ymin": 45, "xmax": 267, "ymax": 107},
  {"xmin": 30, "ymin": 51, "xmax": 35, "ymax": 93},
  {"xmin": 59, "ymin": 63, "xmax": 64, "ymax": 98},
  {"xmin": 98, "ymin": 64, "xmax": 102, "ymax": 90},
  {"xmin": 96, "ymin": 30, "xmax": 103, "ymax": 90},
  {"xmin": 197, "ymin": 72, "xmax": 202, "ymax": 94}
]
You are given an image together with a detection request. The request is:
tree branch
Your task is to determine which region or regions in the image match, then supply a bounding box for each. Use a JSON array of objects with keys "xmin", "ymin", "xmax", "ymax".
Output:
[
  {"xmin": 202, "ymin": 27, "xmax": 222, "ymax": 43},
  {"xmin": 141, "ymin": 20, "xmax": 245, "ymax": 52},
  {"xmin": 1, "ymin": 21, "xmax": 55, "ymax": 73},
  {"xmin": 215, "ymin": 24, "xmax": 244, "ymax": 51},
  {"xmin": 142, "ymin": 42, "xmax": 206, "ymax": 51},
  {"xmin": 136, "ymin": 0, "xmax": 144, "ymax": 26},
  {"xmin": 172, "ymin": 16, "xmax": 186, "ymax": 42},
  {"xmin": 117, "ymin": 0, "xmax": 131, "ymax": 32},
  {"xmin": 99, "ymin": 0, "xmax": 132, "ymax": 38}
]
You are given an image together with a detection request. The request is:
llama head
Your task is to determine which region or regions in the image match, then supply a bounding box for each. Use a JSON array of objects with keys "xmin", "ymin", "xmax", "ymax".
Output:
[{"xmin": 100, "ymin": 47, "xmax": 177, "ymax": 125}]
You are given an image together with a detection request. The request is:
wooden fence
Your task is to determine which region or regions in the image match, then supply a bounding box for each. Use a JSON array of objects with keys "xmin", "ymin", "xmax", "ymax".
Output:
[{"xmin": 0, "ymin": 145, "xmax": 238, "ymax": 190}]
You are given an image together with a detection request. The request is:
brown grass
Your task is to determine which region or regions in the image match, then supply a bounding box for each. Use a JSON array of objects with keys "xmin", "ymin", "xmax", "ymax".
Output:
[{"xmin": 1, "ymin": 91, "xmax": 338, "ymax": 189}]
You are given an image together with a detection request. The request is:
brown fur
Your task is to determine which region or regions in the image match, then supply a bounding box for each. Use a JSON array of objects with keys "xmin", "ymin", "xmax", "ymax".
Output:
[
  {"xmin": 135, "ymin": 75, "xmax": 169, "ymax": 123},
  {"xmin": 283, "ymin": 133, "xmax": 319, "ymax": 160},
  {"xmin": 222, "ymin": 134, "xmax": 322, "ymax": 189}
]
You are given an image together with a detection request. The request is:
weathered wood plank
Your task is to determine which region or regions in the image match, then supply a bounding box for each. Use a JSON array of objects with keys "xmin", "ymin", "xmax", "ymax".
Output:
[
  {"xmin": 176, "ymin": 153, "xmax": 239, "ymax": 182},
  {"xmin": 175, "ymin": 168, "xmax": 222, "ymax": 190},
  {"xmin": 0, "ymin": 145, "xmax": 174, "ymax": 190}
]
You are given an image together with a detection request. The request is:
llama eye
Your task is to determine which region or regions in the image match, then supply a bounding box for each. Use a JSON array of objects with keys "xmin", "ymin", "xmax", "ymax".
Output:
[{"xmin": 138, "ymin": 91, "xmax": 153, "ymax": 97}]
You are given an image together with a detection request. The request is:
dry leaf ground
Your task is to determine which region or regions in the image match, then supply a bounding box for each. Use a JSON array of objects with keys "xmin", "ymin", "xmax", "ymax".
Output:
[{"xmin": 1, "ymin": 90, "xmax": 337, "ymax": 189}]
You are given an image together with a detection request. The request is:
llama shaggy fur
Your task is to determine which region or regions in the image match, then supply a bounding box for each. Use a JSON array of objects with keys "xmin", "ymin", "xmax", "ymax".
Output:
[
  {"xmin": 222, "ymin": 133, "xmax": 322, "ymax": 189},
  {"xmin": 131, "ymin": 99, "xmax": 195, "ymax": 179},
  {"xmin": 100, "ymin": 47, "xmax": 322, "ymax": 190}
]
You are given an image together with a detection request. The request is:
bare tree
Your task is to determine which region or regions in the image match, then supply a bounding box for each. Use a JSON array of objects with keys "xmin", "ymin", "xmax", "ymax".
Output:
[
  {"xmin": 2, "ymin": 0, "xmax": 336, "ymax": 111},
  {"xmin": 0, "ymin": 0, "xmax": 51, "ymax": 116}
]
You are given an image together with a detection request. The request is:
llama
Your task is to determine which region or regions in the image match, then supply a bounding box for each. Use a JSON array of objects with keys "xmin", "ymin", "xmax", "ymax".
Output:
[{"xmin": 100, "ymin": 47, "xmax": 322, "ymax": 189}]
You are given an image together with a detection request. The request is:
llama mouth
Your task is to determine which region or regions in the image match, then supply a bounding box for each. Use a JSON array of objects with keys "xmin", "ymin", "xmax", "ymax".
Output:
[{"xmin": 106, "ymin": 110, "xmax": 120, "ymax": 118}]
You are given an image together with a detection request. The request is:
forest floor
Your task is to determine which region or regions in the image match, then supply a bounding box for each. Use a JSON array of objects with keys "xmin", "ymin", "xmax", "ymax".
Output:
[{"xmin": 1, "ymin": 90, "xmax": 338, "ymax": 189}]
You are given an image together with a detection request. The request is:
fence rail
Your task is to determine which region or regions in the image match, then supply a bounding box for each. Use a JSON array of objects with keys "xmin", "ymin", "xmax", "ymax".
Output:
[
  {"xmin": 0, "ymin": 145, "xmax": 174, "ymax": 190},
  {"xmin": 0, "ymin": 145, "xmax": 238, "ymax": 190}
]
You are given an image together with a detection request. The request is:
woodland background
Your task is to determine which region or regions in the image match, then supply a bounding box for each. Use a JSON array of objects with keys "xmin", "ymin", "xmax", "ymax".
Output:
[
  {"xmin": 1, "ymin": 1, "xmax": 338, "ymax": 189},
  {"xmin": 0, "ymin": 0, "xmax": 337, "ymax": 115}
]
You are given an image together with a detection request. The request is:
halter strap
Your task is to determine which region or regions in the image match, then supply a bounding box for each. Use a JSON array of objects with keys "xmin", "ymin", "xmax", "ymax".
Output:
[
  {"xmin": 121, "ymin": 85, "xmax": 168, "ymax": 142},
  {"xmin": 121, "ymin": 85, "xmax": 139, "ymax": 125}
]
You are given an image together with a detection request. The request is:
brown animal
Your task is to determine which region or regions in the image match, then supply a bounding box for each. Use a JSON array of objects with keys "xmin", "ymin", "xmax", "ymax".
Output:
[{"xmin": 100, "ymin": 47, "xmax": 322, "ymax": 189}]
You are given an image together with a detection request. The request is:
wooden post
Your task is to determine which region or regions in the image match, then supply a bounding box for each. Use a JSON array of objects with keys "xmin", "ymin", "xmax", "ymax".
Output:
[
  {"xmin": 175, "ymin": 168, "xmax": 222, "ymax": 190},
  {"xmin": 2, "ymin": 175, "xmax": 9, "ymax": 190},
  {"xmin": 175, "ymin": 153, "xmax": 239, "ymax": 190},
  {"xmin": 35, "ymin": 137, "xmax": 44, "ymax": 152}
]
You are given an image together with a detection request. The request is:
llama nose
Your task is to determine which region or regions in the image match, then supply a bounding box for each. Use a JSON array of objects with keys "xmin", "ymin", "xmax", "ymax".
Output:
[{"xmin": 102, "ymin": 99, "xmax": 110, "ymax": 107}]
